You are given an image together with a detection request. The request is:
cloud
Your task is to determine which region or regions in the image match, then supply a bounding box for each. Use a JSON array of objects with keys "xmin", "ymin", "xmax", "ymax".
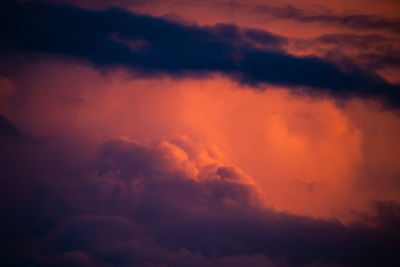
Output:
[
  {"xmin": 291, "ymin": 180, "xmax": 319, "ymax": 193},
  {"xmin": 314, "ymin": 33, "xmax": 391, "ymax": 47},
  {"xmin": 39, "ymin": 0, "xmax": 400, "ymax": 35},
  {"xmin": 215, "ymin": 2, "xmax": 399, "ymax": 34},
  {"xmin": 1, "ymin": 2, "xmax": 400, "ymax": 266},
  {"xmin": 1, "ymin": 132, "xmax": 400, "ymax": 266},
  {"xmin": 205, "ymin": 1, "xmax": 400, "ymax": 34},
  {"xmin": 291, "ymin": 33, "xmax": 400, "ymax": 79},
  {"xmin": 297, "ymin": 13, "xmax": 400, "ymax": 34},
  {"xmin": 0, "ymin": 115, "xmax": 18, "ymax": 136},
  {"xmin": 0, "ymin": 60, "xmax": 391, "ymax": 220},
  {"xmin": 2, "ymin": 0, "xmax": 400, "ymax": 109}
]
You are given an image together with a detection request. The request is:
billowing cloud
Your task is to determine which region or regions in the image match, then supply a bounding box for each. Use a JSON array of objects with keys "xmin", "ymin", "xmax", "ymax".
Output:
[
  {"xmin": 2, "ymin": 58, "xmax": 399, "ymax": 219},
  {"xmin": 1, "ymin": 1, "xmax": 400, "ymax": 266},
  {"xmin": 1, "ymin": 130, "xmax": 400, "ymax": 266}
]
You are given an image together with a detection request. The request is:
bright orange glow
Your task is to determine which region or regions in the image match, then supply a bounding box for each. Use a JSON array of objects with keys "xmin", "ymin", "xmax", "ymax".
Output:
[{"xmin": 6, "ymin": 60, "xmax": 400, "ymax": 222}]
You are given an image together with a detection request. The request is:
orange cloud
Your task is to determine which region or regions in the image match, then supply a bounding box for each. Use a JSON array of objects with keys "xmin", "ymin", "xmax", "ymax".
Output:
[{"xmin": 5, "ymin": 59, "xmax": 400, "ymax": 222}]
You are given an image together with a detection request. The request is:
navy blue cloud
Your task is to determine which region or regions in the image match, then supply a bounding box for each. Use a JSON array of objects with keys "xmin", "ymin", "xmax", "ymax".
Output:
[{"xmin": 1, "ymin": 0, "xmax": 400, "ymax": 108}]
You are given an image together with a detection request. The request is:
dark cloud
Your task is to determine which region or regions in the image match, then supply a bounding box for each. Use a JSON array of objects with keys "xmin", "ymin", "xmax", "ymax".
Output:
[
  {"xmin": 1, "ymin": 0, "xmax": 400, "ymax": 109},
  {"xmin": 1, "ymin": 133, "xmax": 400, "ymax": 266},
  {"xmin": 0, "ymin": 115, "xmax": 18, "ymax": 136}
]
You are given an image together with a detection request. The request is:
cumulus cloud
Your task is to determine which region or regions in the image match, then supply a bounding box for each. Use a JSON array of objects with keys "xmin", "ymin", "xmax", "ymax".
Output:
[
  {"xmin": 1, "ymin": 129, "xmax": 400, "ymax": 266},
  {"xmin": 1, "ymin": 2, "xmax": 400, "ymax": 266}
]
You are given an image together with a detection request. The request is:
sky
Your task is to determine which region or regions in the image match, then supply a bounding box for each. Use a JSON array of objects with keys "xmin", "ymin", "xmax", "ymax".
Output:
[{"xmin": 1, "ymin": 0, "xmax": 400, "ymax": 266}]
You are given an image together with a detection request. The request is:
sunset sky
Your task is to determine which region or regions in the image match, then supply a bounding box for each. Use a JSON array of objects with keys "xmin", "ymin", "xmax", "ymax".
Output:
[{"xmin": 1, "ymin": 0, "xmax": 400, "ymax": 266}]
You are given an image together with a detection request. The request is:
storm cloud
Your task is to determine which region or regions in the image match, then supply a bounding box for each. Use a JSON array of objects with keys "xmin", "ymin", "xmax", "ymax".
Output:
[
  {"xmin": 1, "ymin": 130, "xmax": 400, "ymax": 266},
  {"xmin": 1, "ymin": 0, "xmax": 400, "ymax": 108},
  {"xmin": 1, "ymin": 1, "xmax": 400, "ymax": 266}
]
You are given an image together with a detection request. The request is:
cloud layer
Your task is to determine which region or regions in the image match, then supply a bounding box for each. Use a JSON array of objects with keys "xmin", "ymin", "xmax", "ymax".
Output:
[
  {"xmin": 1, "ymin": 1, "xmax": 400, "ymax": 266},
  {"xmin": 2, "ymin": 0, "xmax": 400, "ymax": 108}
]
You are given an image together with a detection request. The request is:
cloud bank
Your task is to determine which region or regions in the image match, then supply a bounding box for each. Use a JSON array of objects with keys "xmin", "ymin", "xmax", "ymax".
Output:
[
  {"xmin": 1, "ymin": 0, "xmax": 400, "ymax": 108},
  {"xmin": 1, "ymin": 1, "xmax": 400, "ymax": 266},
  {"xmin": 1, "ymin": 130, "xmax": 400, "ymax": 266}
]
